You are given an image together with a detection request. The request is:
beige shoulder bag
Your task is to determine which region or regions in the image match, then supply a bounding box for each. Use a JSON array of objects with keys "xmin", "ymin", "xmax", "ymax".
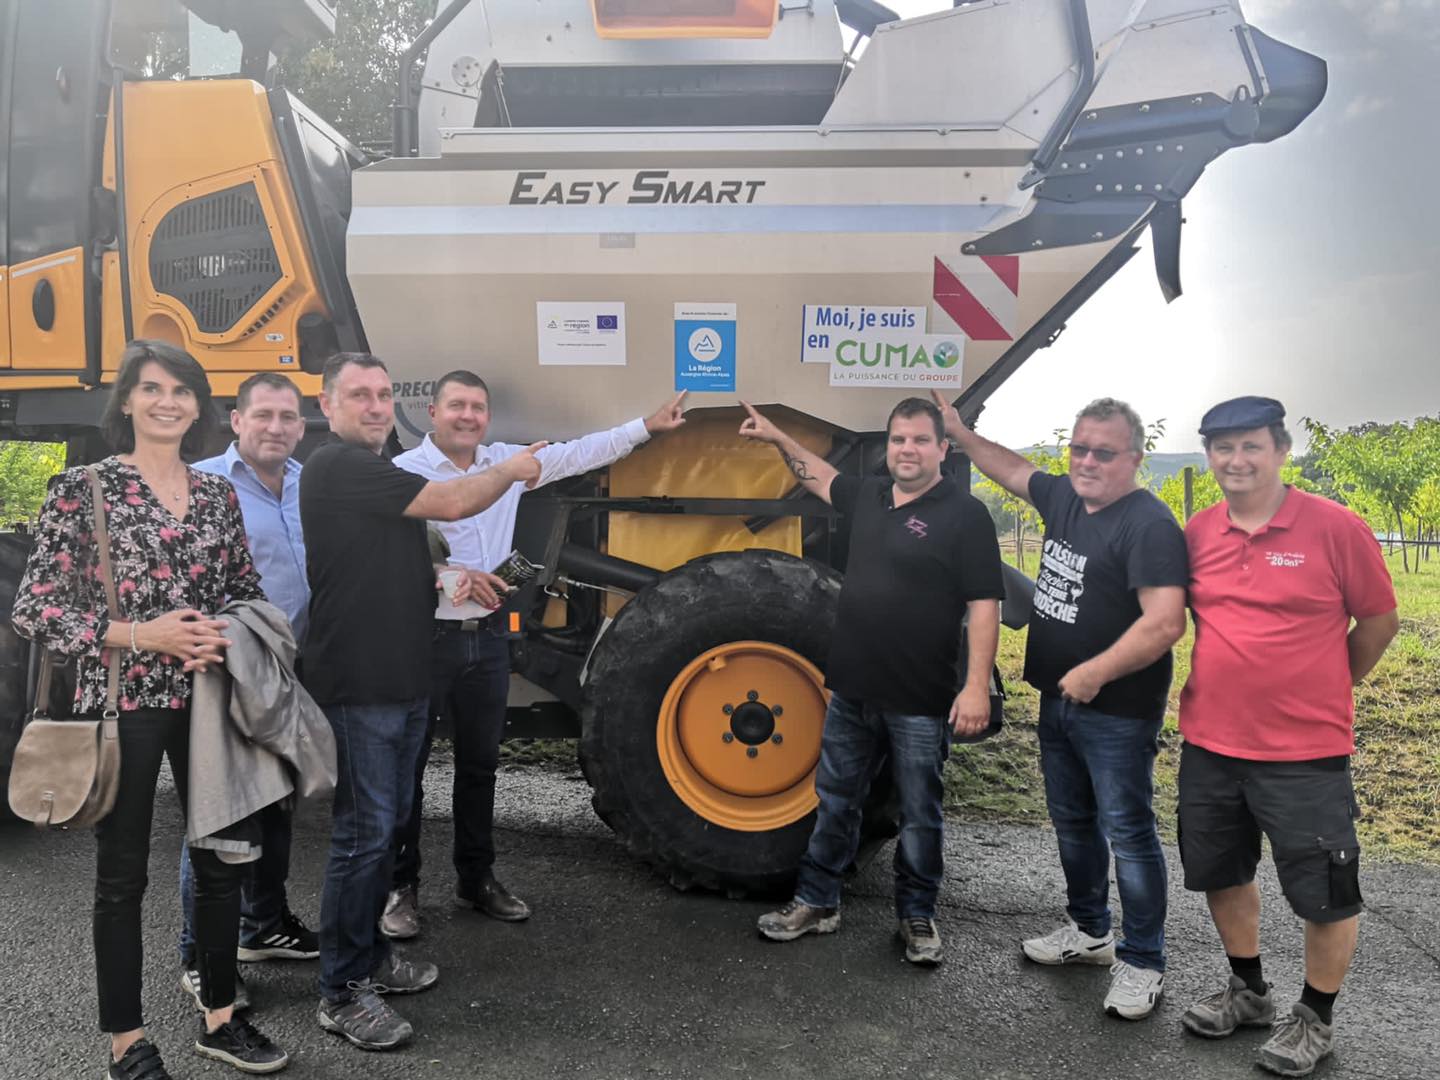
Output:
[{"xmin": 7, "ymin": 466, "xmax": 122, "ymax": 828}]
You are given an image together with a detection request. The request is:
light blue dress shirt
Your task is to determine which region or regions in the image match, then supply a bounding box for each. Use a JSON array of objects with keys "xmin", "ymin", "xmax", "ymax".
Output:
[{"xmin": 194, "ymin": 443, "xmax": 310, "ymax": 647}]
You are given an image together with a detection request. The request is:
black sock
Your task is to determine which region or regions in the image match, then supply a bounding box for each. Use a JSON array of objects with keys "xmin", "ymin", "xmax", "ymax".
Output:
[
  {"xmin": 1227, "ymin": 953, "xmax": 1268, "ymax": 996},
  {"xmin": 1298, "ymin": 982, "xmax": 1338, "ymax": 1025}
]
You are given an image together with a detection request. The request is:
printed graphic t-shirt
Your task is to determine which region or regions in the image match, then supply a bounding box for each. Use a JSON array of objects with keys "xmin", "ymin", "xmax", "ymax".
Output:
[
  {"xmin": 300, "ymin": 437, "xmax": 433, "ymax": 705},
  {"xmin": 1024, "ymin": 472, "xmax": 1189, "ymax": 722},
  {"xmin": 826, "ymin": 474, "xmax": 1006, "ymax": 717}
]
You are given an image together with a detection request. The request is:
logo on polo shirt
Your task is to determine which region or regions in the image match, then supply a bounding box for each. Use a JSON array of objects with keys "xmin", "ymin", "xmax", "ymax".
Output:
[
  {"xmin": 905, "ymin": 515, "xmax": 929, "ymax": 539},
  {"xmin": 1266, "ymin": 550, "xmax": 1306, "ymax": 568}
]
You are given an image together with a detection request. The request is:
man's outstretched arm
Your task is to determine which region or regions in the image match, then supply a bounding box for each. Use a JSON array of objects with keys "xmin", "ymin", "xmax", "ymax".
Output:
[
  {"xmin": 930, "ymin": 391, "xmax": 1038, "ymax": 504},
  {"xmin": 738, "ymin": 401, "xmax": 838, "ymax": 504}
]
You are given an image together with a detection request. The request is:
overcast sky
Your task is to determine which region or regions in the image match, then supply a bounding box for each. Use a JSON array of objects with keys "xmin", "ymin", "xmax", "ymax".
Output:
[{"xmin": 885, "ymin": 0, "xmax": 1439, "ymax": 452}]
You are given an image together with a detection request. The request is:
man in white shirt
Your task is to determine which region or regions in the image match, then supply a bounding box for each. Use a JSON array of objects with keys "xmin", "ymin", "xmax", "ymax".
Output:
[{"xmin": 380, "ymin": 369, "xmax": 687, "ymax": 937}]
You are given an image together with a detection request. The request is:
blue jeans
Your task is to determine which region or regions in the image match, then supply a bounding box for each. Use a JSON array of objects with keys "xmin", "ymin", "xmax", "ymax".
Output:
[
  {"xmin": 178, "ymin": 802, "xmax": 294, "ymax": 965},
  {"xmin": 794, "ymin": 693, "xmax": 950, "ymax": 918},
  {"xmin": 1037, "ymin": 693, "xmax": 1167, "ymax": 972},
  {"xmin": 393, "ymin": 622, "xmax": 511, "ymax": 889},
  {"xmin": 319, "ymin": 699, "xmax": 429, "ymax": 1001}
]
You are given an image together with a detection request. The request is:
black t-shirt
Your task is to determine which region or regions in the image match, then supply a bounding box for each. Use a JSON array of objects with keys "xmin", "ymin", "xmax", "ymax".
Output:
[
  {"xmin": 1024, "ymin": 472, "xmax": 1189, "ymax": 721},
  {"xmin": 300, "ymin": 437, "xmax": 433, "ymax": 705},
  {"xmin": 826, "ymin": 475, "xmax": 1006, "ymax": 716}
]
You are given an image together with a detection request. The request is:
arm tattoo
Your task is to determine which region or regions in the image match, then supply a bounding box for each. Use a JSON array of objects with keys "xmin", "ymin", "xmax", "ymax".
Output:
[{"xmin": 779, "ymin": 448, "xmax": 812, "ymax": 481}]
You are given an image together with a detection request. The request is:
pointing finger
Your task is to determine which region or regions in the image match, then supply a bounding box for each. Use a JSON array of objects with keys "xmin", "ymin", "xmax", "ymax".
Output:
[{"xmin": 524, "ymin": 441, "xmax": 549, "ymax": 455}]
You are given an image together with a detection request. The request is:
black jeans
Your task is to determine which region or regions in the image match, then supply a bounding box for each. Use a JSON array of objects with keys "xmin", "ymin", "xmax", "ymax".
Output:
[
  {"xmin": 177, "ymin": 801, "xmax": 294, "ymax": 964},
  {"xmin": 95, "ymin": 708, "xmax": 241, "ymax": 1032},
  {"xmin": 392, "ymin": 622, "xmax": 510, "ymax": 889}
]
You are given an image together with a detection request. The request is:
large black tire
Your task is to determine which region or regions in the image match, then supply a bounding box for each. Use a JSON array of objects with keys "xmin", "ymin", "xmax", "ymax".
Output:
[{"xmin": 580, "ymin": 549, "xmax": 895, "ymax": 897}]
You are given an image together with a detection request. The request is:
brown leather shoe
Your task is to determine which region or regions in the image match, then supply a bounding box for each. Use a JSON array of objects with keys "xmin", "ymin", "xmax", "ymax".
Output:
[{"xmin": 455, "ymin": 871, "xmax": 530, "ymax": 922}]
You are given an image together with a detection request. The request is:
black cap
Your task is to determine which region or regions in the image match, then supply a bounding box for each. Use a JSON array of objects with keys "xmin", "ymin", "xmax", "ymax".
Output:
[{"xmin": 1198, "ymin": 396, "xmax": 1286, "ymax": 437}]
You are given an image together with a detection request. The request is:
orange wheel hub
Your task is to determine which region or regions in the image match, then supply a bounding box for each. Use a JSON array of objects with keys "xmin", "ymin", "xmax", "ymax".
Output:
[{"xmin": 656, "ymin": 641, "xmax": 826, "ymax": 832}]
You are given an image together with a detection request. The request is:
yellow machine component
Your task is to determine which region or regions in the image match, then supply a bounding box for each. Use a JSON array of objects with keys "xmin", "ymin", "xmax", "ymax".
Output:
[
  {"xmin": 0, "ymin": 267, "xmax": 9, "ymax": 367},
  {"xmin": 6, "ymin": 247, "xmax": 87, "ymax": 371},
  {"xmin": 607, "ymin": 411, "xmax": 833, "ymax": 574},
  {"xmin": 590, "ymin": 0, "xmax": 779, "ymax": 39},
  {"xmin": 100, "ymin": 79, "xmax": 327, "ymax": 391},
  {"xmin": 656, "ymin": 640, "xmax": 824, "ymax": 831}
]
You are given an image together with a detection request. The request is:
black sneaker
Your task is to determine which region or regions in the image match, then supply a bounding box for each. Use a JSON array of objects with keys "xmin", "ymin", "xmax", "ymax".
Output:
[
  {"xmin": 370, "ymin": 951, "xmax": 440, "ymax": 995},
  {"xmin": 194, "ymin": 1016, "xmax": 289, "ymax": 1074},
  {"xmin": 318, "ymin": 983, "xmax": 414, "ymax": 1051},
  {"xmin": 237, "ymin": 909, "xmax": 320, "ymax": 962},
  {"xmin": 109, "ymin": 1039, "xmax": 172, "ymax": 1080}
]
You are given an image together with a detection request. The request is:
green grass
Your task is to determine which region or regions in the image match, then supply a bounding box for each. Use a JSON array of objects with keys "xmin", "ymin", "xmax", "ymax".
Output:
[{"xmin": 945, "ymin": 549, "xmax": 1440, "ymax": 864}]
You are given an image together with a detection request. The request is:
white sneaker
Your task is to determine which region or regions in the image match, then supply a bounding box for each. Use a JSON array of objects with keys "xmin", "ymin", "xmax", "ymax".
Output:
[
  {"xmin": 1021, "ymin": 922, "xmax": 1116, "ymax": 966},
  {"xmin": 1104, "ymin": 960, "xmax": 1164, "ymax": 1020}
]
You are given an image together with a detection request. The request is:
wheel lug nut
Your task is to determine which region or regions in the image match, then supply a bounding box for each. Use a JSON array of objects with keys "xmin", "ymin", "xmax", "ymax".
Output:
[
  {"xmin": 746, "ymin": 690, "xmax": 759, "ymax": 701},
  {"xmin": 771, "ymin": 734, "xmax": 783, "ymax": 745},
  {"xmin": 722, "ymin": 704, "xmax": 734, "ymax": 715},
  {"xmin": 722, "ymin": 732, "xmax": 734, "ymax": 743},
  {"xmin": 746, "ymin": 747, "xmax": 758, "ymax": 758}
]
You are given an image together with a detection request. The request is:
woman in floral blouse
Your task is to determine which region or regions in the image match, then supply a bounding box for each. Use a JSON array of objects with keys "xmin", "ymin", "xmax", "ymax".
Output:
[{"xmin": 12, "ymin": 342, "xmax": 289, "ymax": 1079}]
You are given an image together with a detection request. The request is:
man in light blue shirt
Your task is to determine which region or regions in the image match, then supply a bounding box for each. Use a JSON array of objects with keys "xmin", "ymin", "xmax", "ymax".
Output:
[
  {"xmin": 177, "ymin": 373, "xmax": 317, "ymax": 1010},
  {"xmin": 378, "ymin": 369, "xmax": 687, "ymax": 938}
]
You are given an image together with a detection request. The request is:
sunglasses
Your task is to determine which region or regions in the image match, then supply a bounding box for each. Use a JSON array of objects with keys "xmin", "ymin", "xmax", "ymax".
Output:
[{"xmin": 1069, "ymin": 444, "xmax": 1125, "ymax": 464}]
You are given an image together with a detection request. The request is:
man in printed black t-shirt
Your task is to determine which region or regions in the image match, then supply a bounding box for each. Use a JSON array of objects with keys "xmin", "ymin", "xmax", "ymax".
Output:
[
  {"xmin": 740, "ymin": 397, "xmax": 1004, "ymax": 966},
  {"xmin": 301, "ymin": 352, "xmax": 543, "ymax": 1053},
  {"xmin": 936, "ymin": 392, "xmax": 1188, "ymax": 1020}
]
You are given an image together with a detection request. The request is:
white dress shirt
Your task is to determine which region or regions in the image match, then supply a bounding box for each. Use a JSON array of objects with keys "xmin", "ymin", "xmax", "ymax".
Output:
[{"xmin": 393, "ymin": 418, "xmax": 650, "ymax": 572}]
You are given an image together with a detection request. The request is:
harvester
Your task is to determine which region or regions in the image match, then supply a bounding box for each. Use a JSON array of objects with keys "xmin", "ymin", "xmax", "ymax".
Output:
[{"xmin": 0, "ymin": 0, "xmax": 1324, "ymax": 892}]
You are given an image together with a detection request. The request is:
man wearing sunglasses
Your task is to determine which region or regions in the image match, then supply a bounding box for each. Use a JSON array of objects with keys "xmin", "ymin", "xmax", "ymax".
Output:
[{"xmin": 932, "ymin": 392, "xmax": 1188, "ymax": 1020}]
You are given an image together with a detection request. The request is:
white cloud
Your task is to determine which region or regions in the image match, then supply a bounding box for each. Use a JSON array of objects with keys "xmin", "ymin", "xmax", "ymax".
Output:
[{"xmin": 1342, "ymin": 93, "xmax": 1393, "ymax": 121}]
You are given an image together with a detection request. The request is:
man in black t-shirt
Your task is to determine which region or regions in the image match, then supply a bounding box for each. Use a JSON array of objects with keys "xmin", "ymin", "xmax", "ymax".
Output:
[
  {"xmin": 741, "ymin": 397, "xmax": 1004, "ymax": 966},
  {"xmin": 301, "ymin": 353, "xmax": 543, "ymax": 1053},
  {"xmin": 935, "ymin": 392, "xmax": 1187, "ymax": 1021}
]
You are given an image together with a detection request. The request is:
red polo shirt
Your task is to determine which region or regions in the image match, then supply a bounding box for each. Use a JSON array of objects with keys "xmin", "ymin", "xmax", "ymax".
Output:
[{"xmin": 1179, "ymin": 487, "xmax": 1396, "ymax": 761}]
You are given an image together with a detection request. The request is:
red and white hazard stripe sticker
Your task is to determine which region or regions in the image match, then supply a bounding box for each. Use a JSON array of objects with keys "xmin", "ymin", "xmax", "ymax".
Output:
[{"xmin": 931, "ymin": 254, "xmax": 1019, "ymax": 341}]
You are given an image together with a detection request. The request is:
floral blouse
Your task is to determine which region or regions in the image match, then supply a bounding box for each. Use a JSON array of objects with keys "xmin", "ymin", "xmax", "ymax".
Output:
[{"xmin": 11, "ymin": 456, "xmax": 263, "ymax": 713}]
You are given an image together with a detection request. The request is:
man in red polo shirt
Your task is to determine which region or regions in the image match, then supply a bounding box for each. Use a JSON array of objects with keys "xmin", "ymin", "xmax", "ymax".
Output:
[{"xmin": 1177, "ymin": 396, "xmax": 1398, "ymax": 1078}]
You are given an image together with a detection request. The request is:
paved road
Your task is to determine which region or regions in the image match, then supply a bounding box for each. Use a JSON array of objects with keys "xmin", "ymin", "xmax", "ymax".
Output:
[{"xmin": 1, "ymin": 763, "xmax": 1435, "ymax": 1080}]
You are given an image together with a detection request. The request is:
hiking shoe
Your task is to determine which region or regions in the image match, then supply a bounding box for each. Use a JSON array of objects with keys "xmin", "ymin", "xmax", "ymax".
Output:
[
  {"xmin": 194, "ymin": 1016, "xmax": 289, "ymax": 1074},
  {"xmin": 1021, "ymin": 922, "xmax": 1116, "ymax": 966},
  {"xmin": 380, "ymin": 885, "xmax": 419, "ymax": 940},
  {"xmin": 180, "ymin": 967, "xmax": 251, "ymax": 1013},
  {"xmin": 1257, "ymin": 1003, "xmax": 1334, "ymax": 1077},
  {"xmin": 1104, "ymin": 960, "xmax": 1164, "ymax": 1019},
  {"xmin": 318, "ymin": 983, "xmax": 414, "ymax": 1051},
  {"xmin": 109, "ymin": 1039, "xmax": 172, "ymax": 1080},
  {"xmin": 371, "ymin": 951, "xmax": 439, "ymax": 995},
  {"xmin": 757, "ymin": 899, "xmax": 840, "ymax": 942},
  {"xmin": 238, "ymin": 909, "xmax": 319, "ymax": 962},
  {"xmin": 897, "ymin": 916, "xmax": 944, "ymax": 966},
  {"xmin": 1182, "ymin": 974, "xmax": 1275, "ymax": 1038}
]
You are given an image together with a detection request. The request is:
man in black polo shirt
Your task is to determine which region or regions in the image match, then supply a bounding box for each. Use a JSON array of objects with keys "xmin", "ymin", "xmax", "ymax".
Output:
[
  {"xmin": 934, "ymin": 392, "xmax": 1188, "ymax": 1020},
  {"xmin": 301, "ymin": 352, "xmax": 543, "ymax": 1053},
  {"xmin": 741, "ymin": 397, "xmax": 1004, "ymax": 966}
]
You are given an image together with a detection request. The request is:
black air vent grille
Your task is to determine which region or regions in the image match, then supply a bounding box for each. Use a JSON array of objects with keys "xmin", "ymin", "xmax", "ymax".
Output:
[{"xmin": 148, "ymin": 183, "xmax": 283, "ymax": 334}]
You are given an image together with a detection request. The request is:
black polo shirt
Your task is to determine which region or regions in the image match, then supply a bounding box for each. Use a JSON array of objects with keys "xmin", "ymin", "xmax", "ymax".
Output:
[
  {"xmin": 826, "ymin": 474, "xmax": 1006, "ymax": 716},
  {"xmin": 300, "ymin": 436, "xmax": 434, "ymax": 706}
]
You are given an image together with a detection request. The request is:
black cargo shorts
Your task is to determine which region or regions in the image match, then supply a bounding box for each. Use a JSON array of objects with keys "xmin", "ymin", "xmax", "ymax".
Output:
[{"xmin": 1177, "ymin": 742, "xmax": 1363, "ymax": 924}]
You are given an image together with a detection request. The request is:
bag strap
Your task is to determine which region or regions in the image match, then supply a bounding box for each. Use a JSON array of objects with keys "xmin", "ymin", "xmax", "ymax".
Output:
[{"xmin": 32, "ymin": 467, "xmax": 121, "ymax": 721}]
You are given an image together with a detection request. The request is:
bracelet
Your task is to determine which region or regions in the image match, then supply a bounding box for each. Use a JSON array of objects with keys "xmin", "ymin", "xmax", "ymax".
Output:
[{"xmin": 129, "ymin": 621, "xmax": 138, "ymax": 653}]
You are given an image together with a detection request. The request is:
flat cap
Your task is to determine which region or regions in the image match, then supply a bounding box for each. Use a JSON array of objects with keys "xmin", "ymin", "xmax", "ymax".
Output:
[{"xmin": 1198, "ymin": 395, "xmax": 1286, "ymax": 437}]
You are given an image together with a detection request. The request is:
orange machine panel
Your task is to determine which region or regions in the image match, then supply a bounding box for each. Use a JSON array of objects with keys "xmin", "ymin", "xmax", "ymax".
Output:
[
  {"xmin": 7, "ymin": 247, "xmax": 88, "ymax": 372},
  {"xmin": 591, "ymin": 0, "xmax": 778, "ymax": 38},
  {"xmin": 0, "ymin": 267, "xmax": 9, "ymax": 368}
]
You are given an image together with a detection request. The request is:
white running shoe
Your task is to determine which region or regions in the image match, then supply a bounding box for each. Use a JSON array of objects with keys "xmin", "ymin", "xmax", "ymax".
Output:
[
  {"xmin": 1104, "ymin": 960, "xmax": 1164, "ymax": 1020},
  {"xmin": 1021, "ymin": 922, "xmax": 1116, "ymax": 966}
]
